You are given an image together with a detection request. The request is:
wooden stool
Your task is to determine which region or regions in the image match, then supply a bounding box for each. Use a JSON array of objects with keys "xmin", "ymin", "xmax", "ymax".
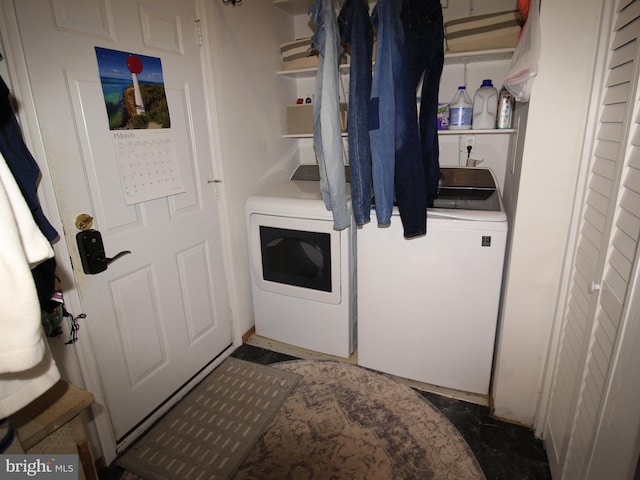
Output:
[{"xmin": 9, "ymin": 380, "xmax": 98, "ymax": 480}]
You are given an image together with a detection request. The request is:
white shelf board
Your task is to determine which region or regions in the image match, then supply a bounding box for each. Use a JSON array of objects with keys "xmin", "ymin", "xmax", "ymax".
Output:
[
  {"xmin": 444, "ymin": 48, "xmax": 515, "ymax": 65},
  {"xmin": 277, "ymin": 64, "xmax": 350, "ymax": 77},
  {"xmin": 439, "ymin": 128, "xmax": 516, "ymax": 135},
  {"xmin": 283, "ymin": 129, "xmax": 515, "ymax": 138},
  {"xmin": 278, "ymin": 49, "xmax": 514, "ymax": 77},
  {"xmin": 283, "ymin": 133, "xmax": 313, "ymax": 138},
  {"xmin": 283, "ymin": 133, "xmax": 348, "ymax": 138},
  {"xmin": 273, "ymin": 0, "xmax": 313, "ymax": 15}
]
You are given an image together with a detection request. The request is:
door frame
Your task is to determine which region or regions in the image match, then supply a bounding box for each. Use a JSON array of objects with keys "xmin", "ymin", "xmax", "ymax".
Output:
[{"xmin": 0, "ymin": 0, "xmax": 239, "ymax": 465}]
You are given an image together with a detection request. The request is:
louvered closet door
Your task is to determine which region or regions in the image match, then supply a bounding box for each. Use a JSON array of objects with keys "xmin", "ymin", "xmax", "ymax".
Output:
[{"xmin": 543, "ymin": 1, "xmax": 640, "ymax": 479}]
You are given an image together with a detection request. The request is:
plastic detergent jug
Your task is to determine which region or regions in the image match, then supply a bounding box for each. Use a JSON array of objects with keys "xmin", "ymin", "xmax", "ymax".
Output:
[
  {"xmin": 472, "ymin": 79, "xmax": 498, "ymax": 130},
  {"xmin": 448, "ymin": 86, "xmax": 472, "ymax": 130}
]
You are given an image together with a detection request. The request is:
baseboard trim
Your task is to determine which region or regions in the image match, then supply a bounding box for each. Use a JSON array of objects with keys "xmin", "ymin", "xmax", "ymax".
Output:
[{"xmin": 242, "ymin": 326, "xmax": 256, "ymax": 343}]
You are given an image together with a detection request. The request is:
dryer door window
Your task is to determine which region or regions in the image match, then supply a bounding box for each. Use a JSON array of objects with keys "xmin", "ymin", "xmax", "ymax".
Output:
[
  {"xmin": 260, "ymin": 227, "xmax": 332, "ymax": 292},
  {"xmin": 249, "ymin": 213, "xmax": 342, "ymax": 305}
]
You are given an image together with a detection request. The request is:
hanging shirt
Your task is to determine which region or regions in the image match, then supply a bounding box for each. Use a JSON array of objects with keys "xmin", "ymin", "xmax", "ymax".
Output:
[{"xmin": 310, "ymin": 0, "xmax": 350, "ymax": 230}]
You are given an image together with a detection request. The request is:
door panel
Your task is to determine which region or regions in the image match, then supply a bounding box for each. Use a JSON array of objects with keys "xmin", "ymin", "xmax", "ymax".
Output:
[
  {"xmin": 12, "ymin": 0, "xmax": 233, "ymax": 442},
  {"xmin": 111, "ymin": 267, "xmax": 168, "ymax": 386}
]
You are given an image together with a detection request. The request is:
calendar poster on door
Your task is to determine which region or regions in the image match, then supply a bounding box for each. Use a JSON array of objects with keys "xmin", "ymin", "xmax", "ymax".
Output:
[{"xmin": 96, "ymin": 47, "xmax": 185, "ymax": 205}]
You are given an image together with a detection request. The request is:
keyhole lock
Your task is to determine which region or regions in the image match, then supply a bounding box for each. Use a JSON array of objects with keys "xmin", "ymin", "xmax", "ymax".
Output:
[{"xmin": 75, "ymin": 213, "xmax": 94, "ymax": 231}]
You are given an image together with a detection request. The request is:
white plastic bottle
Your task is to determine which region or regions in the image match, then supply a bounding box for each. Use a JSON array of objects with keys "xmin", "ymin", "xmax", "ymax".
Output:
[
  {"xmin": 448, "ymin": 86, "xmax": 472, "ymax": 130},
  {"xmin": 472, "ymin": 79, "xmax": 498, "ymax": 130}
]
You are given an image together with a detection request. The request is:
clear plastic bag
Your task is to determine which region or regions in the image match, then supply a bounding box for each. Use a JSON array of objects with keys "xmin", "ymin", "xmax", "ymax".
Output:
[{"xmin": 504, "ymin": 0, "xmax": 540, "ymax": 102}]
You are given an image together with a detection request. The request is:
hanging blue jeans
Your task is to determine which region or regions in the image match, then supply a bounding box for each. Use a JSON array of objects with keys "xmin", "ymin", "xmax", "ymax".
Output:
[
  {"xmin": 338, "ymin": 0, "xmax": 373, "ymax": 227},
  {"xmin": 400, "ymin": 0, "xmax": 444, "ymax": 237},
  {"xmin": 310, "ymin": 0, "xmax": 350, "ymax": 230},
  {"xmin": 369, "ymin": 0, "xmax": 403, "ymax": 227},
  {"xmin": 369, "ymin": 0, "xmax": 444, "ymax": 237}
]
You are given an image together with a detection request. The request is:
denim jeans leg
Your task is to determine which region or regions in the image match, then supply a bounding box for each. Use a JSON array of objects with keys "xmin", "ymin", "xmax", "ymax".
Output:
[
  {"xmin": 339, "ymin": 0, "xmax": 373, "ymax": 227},
  {"xmin": 421, "ymin": 21, "xmax": 445, "ymax": 206},
  {"xmin": 396, "ymin": 0, "xmax": 444, "ymax": 238},
  {"xmin": 395, "ymin": 0, "xmax": 428, "ymax": 238},
  {"xmin": 403, "ymin": 0, "xmax": 444, "ymax": 207},
  {"xmin": 310, "ymin": 0, "xmax": 349, "ymax": 230},
  {"xmin": 369, "ymin": 0, "xmax": 398, "ymax": 227}
]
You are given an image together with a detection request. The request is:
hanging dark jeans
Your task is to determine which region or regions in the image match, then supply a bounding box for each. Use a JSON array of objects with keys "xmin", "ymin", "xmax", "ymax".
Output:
[
  {"xmin": 339, "ymin": 0, "xmax": 374, "ymax": 227},
  {"xmin": 0, "ymin": 76, "xmax": 58, "ymax": 242},
  {"xmin": 396, "ymin": 0, "xmax": 444, "ymax": 238}
]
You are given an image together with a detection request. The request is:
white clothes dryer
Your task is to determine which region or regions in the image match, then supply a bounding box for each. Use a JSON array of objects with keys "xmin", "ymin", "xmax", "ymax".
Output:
[{"xmin": 245, "ymin": 165, "xmax": 356, "ymax": 358}]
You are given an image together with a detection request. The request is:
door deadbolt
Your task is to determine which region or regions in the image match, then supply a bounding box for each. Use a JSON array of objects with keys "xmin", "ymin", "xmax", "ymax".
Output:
[
  {"xmin": 76, "ymin": 229, "xmax": 131, "ymax": 275},
  {"xmin": 75, "ymin": 213, "xmax": 94, "ymax": 231}
]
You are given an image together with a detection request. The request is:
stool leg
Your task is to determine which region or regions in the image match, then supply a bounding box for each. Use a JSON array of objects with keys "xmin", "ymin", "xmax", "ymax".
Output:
[{"xmin": 70, "ymin": 416, "xmax": 98, "ymax": 480}]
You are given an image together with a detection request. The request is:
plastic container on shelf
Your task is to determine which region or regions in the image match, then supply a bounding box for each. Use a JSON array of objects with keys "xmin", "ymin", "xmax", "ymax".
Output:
[
  {"xmin": 472, "ymin": 79, "xmax": 498, "ymax": 130},
  {"xmin": 437, "ymin": 103, "xmax": 449, "ymax": 130},
  {"xmin": 447, "ymin": 86, "xmax": 473, "ymax": 130},
  {"xmin": 496, "ymin": 87, "xmax": 515, "ymax": 129}
]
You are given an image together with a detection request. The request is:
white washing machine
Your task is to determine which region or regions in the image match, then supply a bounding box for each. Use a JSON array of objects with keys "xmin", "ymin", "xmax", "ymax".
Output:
[
  {"xmin": 357, "ymin": 167, "xmax": 508, "ymax": 395},
  {"xmin": 245, "ymin": 164, "xmax": 356, "ymax": 358}
]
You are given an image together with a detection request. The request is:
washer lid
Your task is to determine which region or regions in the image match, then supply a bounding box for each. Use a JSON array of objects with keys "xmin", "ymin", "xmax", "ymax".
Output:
[
  {"xmin": 439, "ymin": 167, "xmax": 497, "ymax": 189},
  {"xmin": 434, "ymin": 167, "xmax": 501, "ymax": 212}
]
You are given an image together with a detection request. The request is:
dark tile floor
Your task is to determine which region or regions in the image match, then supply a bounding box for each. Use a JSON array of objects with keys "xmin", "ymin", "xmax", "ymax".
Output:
[
  {"xmin": 232, "ymin": 344, "xmax": 552, "ymax": 480},
  {"xmin": 420, "ymin": 391, "xmax": 551, "ymax": 480},
  {"xmin": 100, "ymin": 343, "xmax": 552, "ymax": 480}
]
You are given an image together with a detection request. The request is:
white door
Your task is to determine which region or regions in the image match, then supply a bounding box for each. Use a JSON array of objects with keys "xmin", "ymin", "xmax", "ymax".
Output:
[
  {"xmin": 9, "ymin": 0, "xmax": 233, "ymax": 443},
  {"xmin": 542, "ymin": 1, "xmax": 640, "ymax": 478}
]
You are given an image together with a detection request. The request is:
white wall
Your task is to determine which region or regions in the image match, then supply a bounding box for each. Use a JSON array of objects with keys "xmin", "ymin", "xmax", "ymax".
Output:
[
  {"xmin": 491, "ymin": 0, "xmax": 604, "ymax": 425},
  {"xmin": 203, "ymin": 2, "xmax": 300, "ymax": 342},
  {"xmin": 204, "ymin": 0, "xmax": 608, "ymax": 429}
]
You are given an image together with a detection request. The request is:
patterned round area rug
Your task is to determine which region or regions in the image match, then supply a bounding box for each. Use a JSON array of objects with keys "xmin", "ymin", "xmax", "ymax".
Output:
[{"xmin": 233, "ymin": 360, "xmax": 486, "ymax": 480}]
